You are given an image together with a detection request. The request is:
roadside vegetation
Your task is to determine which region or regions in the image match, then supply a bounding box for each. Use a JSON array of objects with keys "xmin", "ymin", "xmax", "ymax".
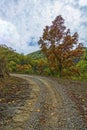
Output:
[{"xmin": 0, "ymin": 44, "xmax": 87, "ymax": 81}]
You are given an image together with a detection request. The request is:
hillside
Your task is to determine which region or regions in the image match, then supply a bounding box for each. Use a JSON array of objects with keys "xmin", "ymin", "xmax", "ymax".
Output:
[
  {"xmin": 0, "ymin": 44, "xmax": 87, "ymax": 80},
  {"xmin": 27, "ymin": 50, "xmax": 46, "ymax": 60}
]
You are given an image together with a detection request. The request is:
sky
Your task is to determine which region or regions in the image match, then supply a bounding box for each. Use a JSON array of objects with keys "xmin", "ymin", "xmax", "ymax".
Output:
[{"xmin": 0, "ymin": 0, "xmax": 87, "ymax": 54}]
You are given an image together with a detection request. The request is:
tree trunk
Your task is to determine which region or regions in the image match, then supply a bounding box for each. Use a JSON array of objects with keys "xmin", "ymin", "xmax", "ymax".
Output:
[
  {"xmin": 0, "ymin": 68, "xmax": 4, "ymax": 78},
  {"xmin": 59, "ymin": 65, "xmax": 62, "ymax": 78}
]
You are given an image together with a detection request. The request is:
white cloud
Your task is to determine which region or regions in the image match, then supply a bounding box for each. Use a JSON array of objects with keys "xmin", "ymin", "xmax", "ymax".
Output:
[
  {"xmin": 79, "ymin": 0, "xmax": 87, "ymax": 6},
  {"xmin": 0, "ymin": 19, "xmax": 20, "ymax": 48},
  {"xmin": 0, "ymin": 0, "xmax": 87, "ymax": 54},
  {"xmin": 0, "ymin": 19, "xmax": 37, "ymax": 54}
]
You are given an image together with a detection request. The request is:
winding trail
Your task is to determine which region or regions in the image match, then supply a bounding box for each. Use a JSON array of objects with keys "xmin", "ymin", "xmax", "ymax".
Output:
[{"xmin": 2, "ymin": 74, "xmax": 86, "ymax": 130}]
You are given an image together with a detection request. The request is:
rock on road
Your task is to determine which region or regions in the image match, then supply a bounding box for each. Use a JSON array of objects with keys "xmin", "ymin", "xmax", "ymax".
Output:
[{"xmin": 1, "ymin": 74, "xmax": 86, "ymax": 130}]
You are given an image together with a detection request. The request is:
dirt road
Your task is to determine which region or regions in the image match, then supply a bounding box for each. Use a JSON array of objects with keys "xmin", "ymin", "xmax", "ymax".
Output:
[{"xmin": 1, "ymin": 74, "xmax": 87, "ymax": 130}]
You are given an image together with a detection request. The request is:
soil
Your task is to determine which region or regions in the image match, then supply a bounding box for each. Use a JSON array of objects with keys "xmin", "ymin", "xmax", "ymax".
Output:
[{"xmin": 0, "ymin": 74, "xmax": 87, "ymax": 130}]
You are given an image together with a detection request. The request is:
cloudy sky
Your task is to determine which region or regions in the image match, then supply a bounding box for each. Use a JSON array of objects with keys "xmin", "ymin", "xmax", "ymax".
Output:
[{"xmin": 0, "ymin": 0, "xmax": 87, "ymax": 54}]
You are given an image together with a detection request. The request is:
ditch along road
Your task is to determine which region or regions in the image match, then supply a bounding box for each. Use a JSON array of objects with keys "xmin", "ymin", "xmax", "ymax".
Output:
[{"xmin": 1, "ymin": 74, "xmax": 86, "ymax": 130}]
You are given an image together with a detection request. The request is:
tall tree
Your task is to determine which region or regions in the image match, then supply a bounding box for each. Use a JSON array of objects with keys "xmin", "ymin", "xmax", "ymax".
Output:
[
  {"xmin": 38, "ymin": 15, "xmax": 84, "ymax": 77},
  {"xmin": 0, "ymin": 44, "xmax": 14, "ymax": 78},
  {"xmin": 0, "ymin": 52, "xmax": 9, "ymax": 78}
]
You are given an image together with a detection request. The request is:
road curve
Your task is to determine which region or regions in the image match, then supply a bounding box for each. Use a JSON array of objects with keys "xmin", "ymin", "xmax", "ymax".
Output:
[{"xmin": 5, "ymin": 74, "xmax": 86, "ymax": 130}]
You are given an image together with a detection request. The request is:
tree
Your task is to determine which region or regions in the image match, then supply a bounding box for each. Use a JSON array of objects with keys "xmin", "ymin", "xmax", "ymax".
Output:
[
  {"xmin": 37, "ymin": 59, "xmax": 47, "ymax": 75},
  {"xmin": 77, "ymin": 48, "xmax": 87, "ymax": 78},
  {"xmin": 9, "ymin": 61, "xmax": 17, "ymax": 72},
  {"xmin": 16, "ymin": 64, "xmax": 32, "ymax": 74},
  {"xmin": 0, "ymin": 44, "xmax": 17, "ymax": 77},
  {"xmin": 0, "ymin": 52, "xmax": 9, "ymax": 78},
  {"xmin": 38, "ymin": 15, "xmax": 84, "ymax": 77}
]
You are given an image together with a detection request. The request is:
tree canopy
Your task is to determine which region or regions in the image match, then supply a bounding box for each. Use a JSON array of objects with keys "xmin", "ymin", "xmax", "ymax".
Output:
[{"xmin": 38, "ymin": 15, "xmax": 84, "ymax": 77}]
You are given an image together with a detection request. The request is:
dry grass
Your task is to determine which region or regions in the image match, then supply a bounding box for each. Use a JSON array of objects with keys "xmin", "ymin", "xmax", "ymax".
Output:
[{"xmin": 0, "ymin": 76, "xmax": 30, "ymax": 103}]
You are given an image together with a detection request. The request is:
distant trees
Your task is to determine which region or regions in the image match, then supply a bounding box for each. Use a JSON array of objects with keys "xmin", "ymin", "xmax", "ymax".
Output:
[
  {"xmin": 77, "ymin": 48, "xmax": 87, "ymax": 78},
  {"xmin": 0, "ymin": 45, "xmax": 33, "ymax": 75},
  {"xmin": 38, "ymin": 15, "xmax": 84, "ymax": 77}
]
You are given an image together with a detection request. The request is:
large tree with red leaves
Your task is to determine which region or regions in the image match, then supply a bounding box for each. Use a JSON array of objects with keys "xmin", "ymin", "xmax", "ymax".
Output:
[{"xmin": 38, "ymin": 15, "xmax": 84, "ymax": 77}]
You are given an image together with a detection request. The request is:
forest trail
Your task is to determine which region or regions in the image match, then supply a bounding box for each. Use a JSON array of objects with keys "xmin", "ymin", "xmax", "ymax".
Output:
[{"xmin": 0, "ymin": 74, "xmax": 86, "ymax": 130}]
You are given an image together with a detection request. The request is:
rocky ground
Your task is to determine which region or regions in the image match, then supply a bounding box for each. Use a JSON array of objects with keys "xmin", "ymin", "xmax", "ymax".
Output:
[{"xmin": 0, "ymin": 74, "xmax": 87, "ymax": 130}]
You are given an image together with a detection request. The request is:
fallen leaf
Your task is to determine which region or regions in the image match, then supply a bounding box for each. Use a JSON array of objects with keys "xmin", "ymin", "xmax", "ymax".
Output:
[
  {"xmin": 8, "ymin": 102, "xmax": 11, "ymax": 104},
  {"xmin": 36, "ymin": 109, "xmax": 40, "ymax": 112},
  {"xmin": 12, "ymin": 100, "xmax": 15, "ymax": 103},
  {"xmin": 82, "ymin": 99, "xmax": 85, "ymax": 102},
  {"xmin": 51, "ymin": 113, "xmax": 54, "ymax": 116}
]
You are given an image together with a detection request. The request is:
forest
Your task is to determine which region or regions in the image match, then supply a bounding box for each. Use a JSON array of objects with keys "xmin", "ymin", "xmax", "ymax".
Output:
[{"xmin": 0, "ymin": 44, "xmax": 87, "ymax": 81}]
